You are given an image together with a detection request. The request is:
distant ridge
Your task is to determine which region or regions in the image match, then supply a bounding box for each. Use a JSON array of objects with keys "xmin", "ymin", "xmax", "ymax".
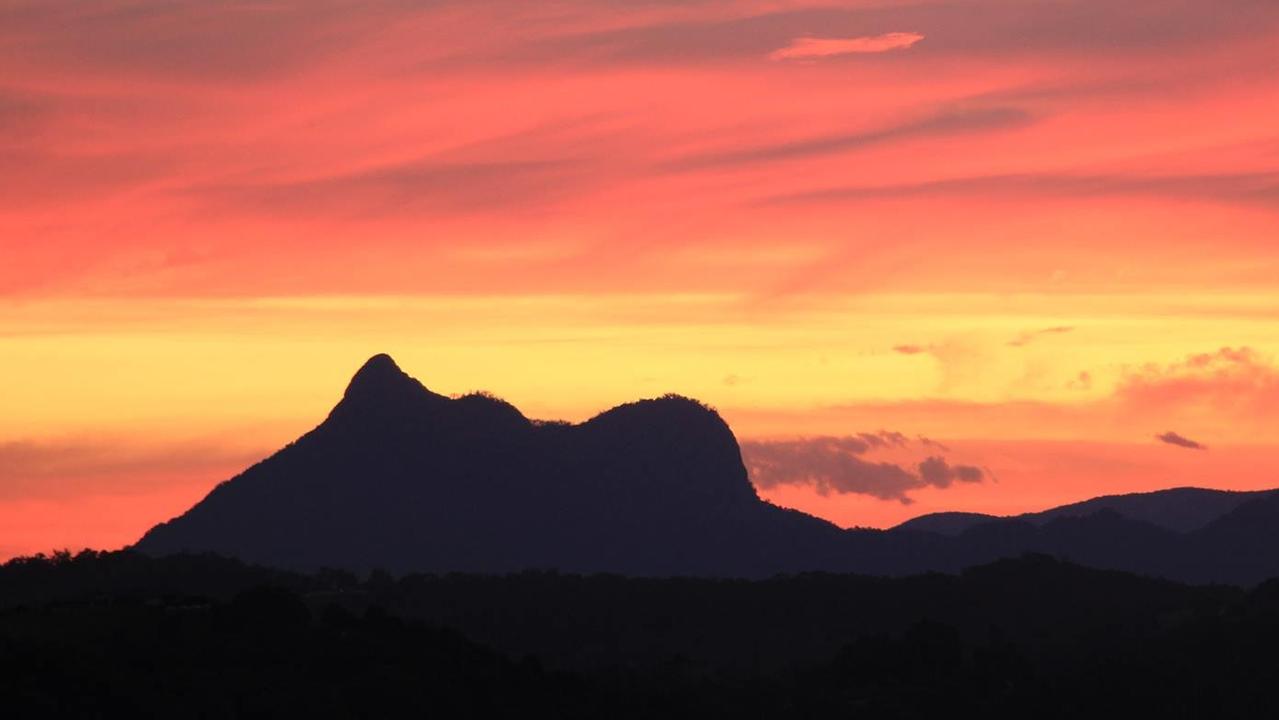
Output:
[
  {"xmin": 137, "ymin": 355, "xmax": 1279, "ymax": 584},
  {"xmin": 895, "ymin": 487, "xmax": 1279, "ymax": 536}
]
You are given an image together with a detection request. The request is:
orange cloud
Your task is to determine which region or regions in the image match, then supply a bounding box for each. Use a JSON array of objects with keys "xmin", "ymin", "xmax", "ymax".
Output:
[
  {"xmin": 768, "ymin": 32, "xmax": 925, "ymax": 60},
  {"xmin": 730, "ymin": 346, "xmax": 1279, "ymax": 448},
  {"xmin": 1116, "ymin": 347, "xmax": 1279, "ymax": 428}
]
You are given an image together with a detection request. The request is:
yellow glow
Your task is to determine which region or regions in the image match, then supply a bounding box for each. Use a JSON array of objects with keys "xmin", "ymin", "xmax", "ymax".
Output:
[{"xmin": 4, "ymin": 292, "xmax": 1277, "ymax": 442}]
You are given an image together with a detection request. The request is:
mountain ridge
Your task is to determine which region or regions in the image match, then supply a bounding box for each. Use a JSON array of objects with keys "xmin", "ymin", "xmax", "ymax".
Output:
[
  {"xmin": 894, "ymin": 486, "xmax": 1279, "ymax": 536},
  {"xmin": 136, "ymin": 354, "xmax": 1279, "ymax": 585},
  {"xmin": 136, "ymin": 355, "xmax": 845, "ymax": 576}
]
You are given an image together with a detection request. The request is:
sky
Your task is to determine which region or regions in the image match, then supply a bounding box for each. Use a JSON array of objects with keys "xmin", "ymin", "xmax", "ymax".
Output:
[{"xmin": 3, "ymin": 0, "xmax": 1279, "ymax": 558}]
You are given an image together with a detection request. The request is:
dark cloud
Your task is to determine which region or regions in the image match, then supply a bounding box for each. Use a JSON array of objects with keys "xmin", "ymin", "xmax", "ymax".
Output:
[
  {"xmin": 918, "ymin": 436, "xmax": 951, "ymax": 452},
  {"xmin": 740, "ymin": 435, "xmax": 985, "ymax": 503},
  {"xmin": 917, "ymin": 456, "xmax": 984, "ymax": 487},
  {"xmin": 1155, "ymin": 432, "xmax": 1207, "ymax": 450},
  {"xmin": 665, "ymin": 107, "xmax": 1032, "ymax": 171}
]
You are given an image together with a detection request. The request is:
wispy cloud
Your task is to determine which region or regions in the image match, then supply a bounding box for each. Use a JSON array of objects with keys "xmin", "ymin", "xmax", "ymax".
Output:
[
  {"xmin": 760, "ymin": 172, "xmax": 1279, "ymax": 209},
  {"xmin": 1117, "ymin": 347, "xmax": 1279, "ymax": 414},
  {"xmin": 768, "ymin": 32, "xmax": 924, "ymax": 61},
  {"xmin": 893, "ymin": 344, "xmax": 929, "ymax": 355},
  {"xmin": 191, "ymin": 158, "xmax": 590, "ymax": 220},
  {"xmin": 667, "ymin": 106, "xmax": 1031, "ymax": 171},
  {"xmin": 1007, "ymin": 326, "xmax": 1075, "ymax": 348}
]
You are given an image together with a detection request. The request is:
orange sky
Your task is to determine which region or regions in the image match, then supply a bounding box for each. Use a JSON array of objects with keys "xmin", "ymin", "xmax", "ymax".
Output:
[{"xmin": 3, "ymin": 0, "xmax": 1279, "ymax": 559}]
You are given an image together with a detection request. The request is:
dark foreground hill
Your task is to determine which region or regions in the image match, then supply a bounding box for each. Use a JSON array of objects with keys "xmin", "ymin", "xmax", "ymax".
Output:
[
  {"xmin": 136, "ymin": 354, "xmax": 1279, "ymax": 584},
  {"xmin": 5, "ymin": 550, "xmax": 1279, "ymax": 718}
]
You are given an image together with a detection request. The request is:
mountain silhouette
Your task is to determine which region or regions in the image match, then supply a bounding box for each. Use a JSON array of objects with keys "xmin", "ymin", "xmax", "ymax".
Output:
[
  {"xmin": 895, "ymin": 487, "xmax": 1278, "ymax": 536},
  {"xmin": 136, "ymin": 354, "xmax": 846, "ymax": 576},
  {"xmin": 893, "ymin": 493, "xmax": 1279, "ymax": 584},
  {"xmin": 137, "ymin": 354, "xmax": 1279, "ymax": 583}
]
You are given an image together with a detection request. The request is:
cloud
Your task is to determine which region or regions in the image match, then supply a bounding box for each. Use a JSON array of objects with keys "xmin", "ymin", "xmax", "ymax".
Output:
[
  {"xmin": 1007, "ymin": 326, "xmax": 1074, "ymax": 348},
  {"xmin": 893, "ymin": 344, "xmax": 928, "ymax": 355},
  {"xmin": 917, "ymin": 456, "xmax": 984, "ymax": 487},
  {"xmin": 1155, "ymin": 432, "xmax": 1206, "ymax": 450},
  {"xmin": 2, "ymin": 0, "xmax": 1278, "ymax": 300},
  {"xmin": 191, "ymin": 157, "xmax": 590, "ymax": 219},
  {"xmin": 1116, "ymin": 347, "xmax": 1279, "ymax": 416},
  {"xmin": 768, "ymin": 32, "xmax": 924, "ymax": 61},
  {"xmin": 740, "ymin": 435, "xmax": 985, "ymax": 503},
  {"xmin": 808, "ymin": 346, "xmax": 1279, "ymax": 445},
  {"xmin": 918, "ymin": 436, "xmax": 950, "ymax": 452},
  {"xmin": 667, "ymin": 106, "xmax": 1032, "ymax": 171},
  {"xmin": 760, "ymin": 172, "xmax": 1279, "ymax": 209},
  {"xmin": 505, "ymin": 1, "xmax": 1279, "ymax": 67},
  {"xmin": 857, "ymin": 430, "xmax": 909, "ymax": 448}
]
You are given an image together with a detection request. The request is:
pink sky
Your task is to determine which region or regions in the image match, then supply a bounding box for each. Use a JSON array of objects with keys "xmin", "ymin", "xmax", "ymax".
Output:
[{"xmin": 2, "ymin": 0, "xmax": 1279, "ymax": 557}]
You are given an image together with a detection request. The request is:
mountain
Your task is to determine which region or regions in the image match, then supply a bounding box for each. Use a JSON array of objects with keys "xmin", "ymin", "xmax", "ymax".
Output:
[
  {"xmin": 893, "ymin": 511, "xmax": 998, "ymax": 536},
  {"xmin": 137, "ymin": 354, "xmax": 1279, "ymax": 584},
  {"xmin": 1183, "ymin": 492, "xmax": 1279, "ymax": 583},
  {"xmin": 895, "ymin": 487, "xmax": 1277, "ymax": 536},
  {"xmin": 136, "ymin": 354, "xmax": 848, "ymax": 576},
  {"xmin": 892, "ymin": 492, "xmax": 1279, "ymax": 585}
]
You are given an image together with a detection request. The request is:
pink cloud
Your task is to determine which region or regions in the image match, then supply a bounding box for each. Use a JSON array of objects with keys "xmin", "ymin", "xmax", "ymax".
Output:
[{"xmin": 768, "ymin": 32, "xmax": 924, "ymax": 61}]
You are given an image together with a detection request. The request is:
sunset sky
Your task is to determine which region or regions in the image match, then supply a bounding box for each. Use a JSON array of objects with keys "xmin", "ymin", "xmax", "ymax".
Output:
[{"xmin": 3, "ymin": 0, "xmax": 1279, "ymax": 559}]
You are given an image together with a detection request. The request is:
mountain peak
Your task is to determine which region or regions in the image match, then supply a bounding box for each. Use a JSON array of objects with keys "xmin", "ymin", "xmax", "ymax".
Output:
[
  {"xmin": 350, "ymin": 352, "xmax": 401, "ymax": 379},
  {"xmin": 344, "ymin": 353, "xmax": 412, "ymax": 396},
  {"xmin": 327, "ymin": 354, "xmax": 450, "ymax": 424}
]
